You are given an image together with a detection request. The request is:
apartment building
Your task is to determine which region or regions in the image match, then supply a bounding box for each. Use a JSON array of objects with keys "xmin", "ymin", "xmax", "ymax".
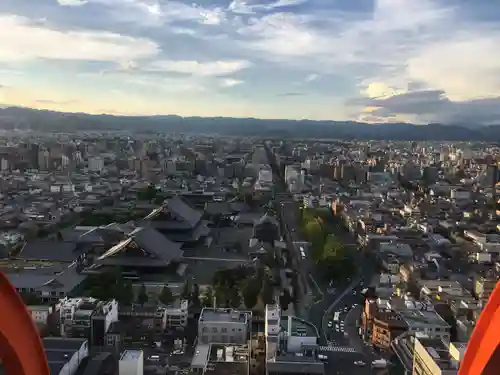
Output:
[
  {"xmin": 371, "ymin": 311, "xmax": 408, "ymax": 351},
  {"xmin": 164, "ymin": 299, "xmax": 189, "ymax": 328},
  {"xmin": 412, "ymin": 337, "xmax": 464, "ymax": 375},
  {"xmin": 58, "ymin": 297, "xmax": 118, "ymax": 347},
  {"xmin": 198, "ymin": 308, "xmax": 251, "ymax": 344}
]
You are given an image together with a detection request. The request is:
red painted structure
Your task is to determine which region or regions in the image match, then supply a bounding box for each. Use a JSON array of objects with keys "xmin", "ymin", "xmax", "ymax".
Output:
[
  {"xmin": 0, "ymin": 272, "xmax": 50, "ymax": 375},
  {"xmin": 0, "ymin": 269, "xmax": 498, "ymax": 375},
  {"xmin": 459, "ymin": 280, "xmax": 500, "ymax": 375}
]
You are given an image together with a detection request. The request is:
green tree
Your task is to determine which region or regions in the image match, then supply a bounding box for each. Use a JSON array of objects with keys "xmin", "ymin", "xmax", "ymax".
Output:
[
  {"xmin": 242, "ymin": 277, "xmax": 261, "ymax": 309},
  {"xmin": 181, "ymin": 280, "xmax": 191, "ymax": 299},
  {"xmin": 120, "ymin": 281, "xmax": 134, "ymax": 305},
  {"xmin": 229, "ymin": 289, "xmax": 241, "ymax": 308},
  {"xmin": 322, "ymin": 235, "xmax": 345, "ymax": 263},
  {"xmin": 279, "ymin": 289, "xmax": 293, "ymax": 311},
  {"xmin": 259, "ymin": 279, "xmax": 274, "ymax": 305},
  {"xmin": 20, "ymin": 292, "xmax": 41, "ymax": 305},
  {"xmin": 215, "ymin": 285, "xmax": 230, "ymax": 307},
  {"xmin": 159, "ymin": 286, "xmax": 174, "ymax": 305},
  {"xmin": 137, "ymin": 284, "xmax": 149, "ymax": 306},
  {"xmin": 153, "ymin": 195, "xmax": 165, "ymax": 205},
  {"xmin": 303, "ymin": 220, "xmax": 325, "ymax": 262},
  {"xmin": 191, "ymin": 283, "xmax": 201, "ymax": 307},
  {"xmin": 201, "ymin": 286, "xmax": 215, "ymax": 307},
  {"xmin": 86, "ymin": 270, "xmax": 123, "ymax": 300},
  {"xmin": 137, "ymin": 184, "xmax": 157, "ymax": 201}
]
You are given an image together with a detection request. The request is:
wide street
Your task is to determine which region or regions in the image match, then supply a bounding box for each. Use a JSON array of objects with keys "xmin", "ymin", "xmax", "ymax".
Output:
[
  {"xmin": 305, "ymin": 217, "xmax": 382, "ymax": 374},
  {"xmin": 264, "ymin": 143, "xmax": 386, "ymax": 374}
]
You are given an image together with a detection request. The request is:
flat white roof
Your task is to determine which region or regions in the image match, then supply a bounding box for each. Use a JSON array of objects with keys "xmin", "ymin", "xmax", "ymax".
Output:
[{"xmin": 120, "ymin": 350, "xmax": 143, "ymax": 361}]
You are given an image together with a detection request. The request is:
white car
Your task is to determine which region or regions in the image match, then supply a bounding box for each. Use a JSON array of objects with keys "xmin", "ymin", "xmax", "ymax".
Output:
[
  {"xmin": 318, "ymin": 354, "xmax": 328, "ymax": 361},
  {"xmin": 327, "ymin": 321, "xmax": 333, "ymax": 328},
  {"xmin": 354, "ymin": 361, "xmax": 366, "ymax": 366}
]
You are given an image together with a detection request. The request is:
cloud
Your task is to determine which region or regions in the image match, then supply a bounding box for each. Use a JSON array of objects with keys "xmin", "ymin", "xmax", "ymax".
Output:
[
  {"xmin": 66, "ymin": 0, "xmax": 227, "ymax": 27},
  {"xmin": 4, "ymin": 0, "xmax": 500, "ymax": 121},
  {"xmin": 57, "ymin": 0, "xmax": 87, "ymax": 6},
  {"xmin": 228, "ymin": 0, "xmax": 307, "ymax": 14},
  {"xmin": 236, "ymin": 0, "xmax": 453, "ymax": 67},
  {"xmin": 277, "ymin": 92, "xmax": 305, "ymax": 97},
  {"xmin": 35, "ymin": 99, "xmax": 78, "ymax": 105},
  {"xmin": 147, "ymin": 60, "xmax": 250, "ymax": 76},
  {"xmin": 351, "ymin": 89, "xmax": 500, "ymax": 125},
  {"xmin": 304, "ymin": 73, "xmax": 318, "ymax": 82},
  {"xmin": 0, "ymin": 14, "xmax": 159, "ymax": 62},
  {"xmin": 220, "ymin": 78, "xmax": 244, "ymax": 87}
]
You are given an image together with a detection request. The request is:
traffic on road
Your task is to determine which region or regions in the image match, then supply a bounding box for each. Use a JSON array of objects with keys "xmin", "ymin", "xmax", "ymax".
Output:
[{"xmin": 265, "ymin": 143, "xmax": 389, "ymax": 375}]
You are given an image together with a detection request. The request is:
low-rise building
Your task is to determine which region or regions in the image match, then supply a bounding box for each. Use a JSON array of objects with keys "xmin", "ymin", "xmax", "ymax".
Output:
[
  {"xmin": 371, "ymin": 311, "xmax": 408, "ymax": 351},
  {"xmin": 191, "ymin": 343, "xmax": 250, "ymax": 375},
  {"xmin": 164, "ymin": 299, "xmax": 189, "ymax": 328},
  {"xmin": 58, "ymin": 297, "xmax": 118, "ymax": 348},
  {"xmin": 198, "ymin": 308, "xmax": 251, "ymax": 345}
]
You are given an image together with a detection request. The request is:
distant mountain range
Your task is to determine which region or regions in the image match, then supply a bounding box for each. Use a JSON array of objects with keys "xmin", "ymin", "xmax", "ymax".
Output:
[{"xmin": 0, "ymin": 106, "xmax": 499, "ymax": 141}]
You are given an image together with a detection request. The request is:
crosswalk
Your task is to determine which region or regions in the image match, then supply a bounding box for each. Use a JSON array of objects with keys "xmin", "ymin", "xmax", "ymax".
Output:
[{"xmin": 319, "ymin": 346, "xmax": 357, "ymax": 353}]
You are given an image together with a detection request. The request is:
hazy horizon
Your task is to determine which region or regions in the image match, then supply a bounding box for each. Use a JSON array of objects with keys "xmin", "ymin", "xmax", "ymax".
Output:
[{"xmin": 1, "ymin": 0, "xmax": 500, "ymax": 125}]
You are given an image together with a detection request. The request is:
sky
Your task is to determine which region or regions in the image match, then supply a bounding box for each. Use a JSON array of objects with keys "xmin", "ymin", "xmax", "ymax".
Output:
[{"xmin": 1, "ymin": 0, "xmax": 500, "ymax": 124}]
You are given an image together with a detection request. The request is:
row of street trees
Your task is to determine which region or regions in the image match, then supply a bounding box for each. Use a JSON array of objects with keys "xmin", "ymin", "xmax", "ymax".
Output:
[
  {"xmin": 300, "ymin": 209, "xmax": 355, "ymax": 280},
  {"xmin": 199, "ymin": 265, "xmax": 276, "ymax": 310},
  {"xmin": 85, "ymin": 270, "xmax": 135, "ymax": 304},
  {"xmin": 84, "ymin": 265, "xmax": 280, "ymax": 312}
]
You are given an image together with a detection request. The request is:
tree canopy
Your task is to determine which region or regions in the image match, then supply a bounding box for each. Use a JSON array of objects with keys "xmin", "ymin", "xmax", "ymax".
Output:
[
  {"xmin": 137, "ymin": 184, "xmax": 157, "ymax": 201},
  {"xmin": 201, "ymin": 286, "xmax": 215, "ymax": 307},
  {"xmin": 242, "ymin": 276, "xmax": 262, "ymax": 309},
  {"xmin": 137, "ymin": 284, "xmax": 148, "ymax": 306},
  {"xmin": 322, "ymin": 235, "xmax": 346, "ymax": 263},
  {"xmin": 159, "ymin": 285, "xmax": 174, "ymax": 305},
  {"xmin": 85, "ymin": 269, "xmax": 133, "ymax": 305}
]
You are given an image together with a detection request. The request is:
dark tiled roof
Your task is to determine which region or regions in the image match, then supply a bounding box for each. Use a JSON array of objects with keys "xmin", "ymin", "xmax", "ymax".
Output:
[
  {"xmin": 130, "ymin": 226, "xmax": 183, "ymax": 262},
  {"xmin": 18, "ymin": 240, "xmax": 78, "ymax": 262},
  {"xmin": 167, "ymin": 196, "xmax": 202, "ymax": 227}
]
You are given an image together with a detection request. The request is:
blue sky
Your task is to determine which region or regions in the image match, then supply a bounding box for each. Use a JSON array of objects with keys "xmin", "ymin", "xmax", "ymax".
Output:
[{"xmin": 1, "ymin": 0, "xmax": 500, "ymax": 124}]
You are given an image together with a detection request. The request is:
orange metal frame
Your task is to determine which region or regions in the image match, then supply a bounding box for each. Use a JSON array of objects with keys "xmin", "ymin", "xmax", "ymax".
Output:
[
  {"xmin": 459, "ymin": 280, "xmax": 500, "ymax": 375},
  {"xmin": 0, "ymin": 272, "xmax": 50, "ymax": 375}
]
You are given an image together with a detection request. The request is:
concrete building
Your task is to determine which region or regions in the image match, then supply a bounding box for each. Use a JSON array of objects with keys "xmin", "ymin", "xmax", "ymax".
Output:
[
  {"xmin": 119, "ymin": 350, "xmax": 144, "ymax": 375},
  {"xmin": 265, "ymin": 304, "xmax": 324, "ymax": 375},
  {"xmin": 474, "ymin": 276, "xmax": 498, "ymax": 303},
  {"xmin": 27, "ymin": 304, "xmax": 53, "ymax": 325},
  {"xmin": 399, "ymin": 308, "xmax": 450, "ymax": 342},
  {"xmin": 371, "ymin": 311, "xmax": 408, "ymax": 351},
  {"xmin": 164, "ymin": 299, "xmax": 189, "ymax": 328},
  {"xmin": 43, "ymin": 337, "xmax": 88, "ymax": 375},
  {"xmin": 58, "ymin": 297, "xmax": 118, "ymax": 347},
  {"xmin": 88, "ymin": 157, "xmax": 104, "ymax": 172},
  {"xmin": 198, "ymin": 308, "xmax": 251, "ymax": 344},
  {"xmin": 412, "ymin": 337, "xmax": 463, "ymax": 375},
  {"xmin": 190, "ymin": 343, "xmax": 250, "ymax": 375}
]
